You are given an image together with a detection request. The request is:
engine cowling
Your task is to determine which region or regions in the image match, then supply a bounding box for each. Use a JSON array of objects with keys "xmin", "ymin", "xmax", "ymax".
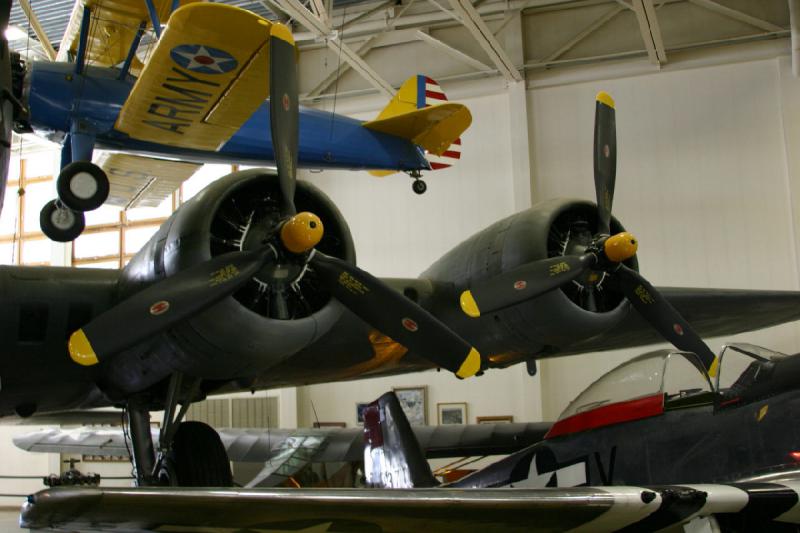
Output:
[
  {"xmin": 421, "ymin": 198, "xmax": 638, "ymax": 364},
  {"xmin": 107, "ymin": 169, "xmax": 355, "ymax": 390}
]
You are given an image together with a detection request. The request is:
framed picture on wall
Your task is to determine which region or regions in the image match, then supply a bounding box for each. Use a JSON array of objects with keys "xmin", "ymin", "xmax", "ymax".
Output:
[
  {"xmin": 392, "ymin": 386, "xmax": 428, "ymax": 425},
  {"xmin": 437, "ymin": 402, "xmax": 467, "ymax": 425},
  {"xmin": 356, "ymin": 402, "xmax": 369, "ymax": 425},
  {"xmin": 476, "ymin": 415, "xmax": 514, "ymax": 424}
]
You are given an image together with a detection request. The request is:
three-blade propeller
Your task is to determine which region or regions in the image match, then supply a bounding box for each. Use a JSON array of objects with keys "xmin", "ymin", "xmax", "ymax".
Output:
[
  {"xmin": 68, "ymin": 25, "xmax": 482, "ymax": 379},
  {"xmin": 460, "ymin": 92, "xmax": 718, "ymax": 374}
]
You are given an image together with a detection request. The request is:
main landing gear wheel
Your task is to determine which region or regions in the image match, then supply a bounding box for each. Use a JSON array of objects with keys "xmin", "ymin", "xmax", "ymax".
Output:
[
  {"xmin": 166, "ymin": 421, "xmax": 233, "ymax": 487},
  {"xmin": 412, "ymin": 179, "xmax": 427, "ymax": 195},
  {"xmin": 39, "ymin": 199, "xmax": 85, "ymax": 242},
  {"xmin": 56, "ymin": 161, "xmax": 109, "ymax": 212}
]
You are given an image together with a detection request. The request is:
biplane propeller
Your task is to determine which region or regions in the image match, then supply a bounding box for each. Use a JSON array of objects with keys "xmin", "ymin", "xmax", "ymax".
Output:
[
  {"xmin": 459, "ymin": 92, "xmax": 719, "ymax": 374},
  {"xmin": 67, "ymin": 26, "xmax": 482, "ymax": 380}
]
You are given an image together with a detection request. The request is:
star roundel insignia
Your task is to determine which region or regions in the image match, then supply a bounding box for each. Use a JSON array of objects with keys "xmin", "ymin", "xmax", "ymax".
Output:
[
  {"xmin": 170, "ymin": 44, "xmax": 238, "ymax": 74},
  {"xmin": 282, "ymin": 93, "xmax": 290, "ymax": 111},
  {"xmin": 673, "ymin": 323, "xmax": 684, "ymax": 336},
  {"xmin": 150, "ymin": 301, "xmax": 170, "ymax": 316},
  {"xmin": 402, "ymin": 318, "xmax": 419, "ymax": 332}
]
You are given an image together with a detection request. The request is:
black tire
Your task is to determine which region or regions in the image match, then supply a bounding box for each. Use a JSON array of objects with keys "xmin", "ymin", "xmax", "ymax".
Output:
[
  {"xmin": 40, "ymin": 199, "xmax": 85, "ymax": 242},
  {"xmin": 167, "ymin": 421, "xmax": 232, "ymax": 487},
  {"xmin": 56, "ymin": 161, "xmax": 109, "ymax": 212},
  {"xmin": 412, "ymin": 179, "xmax": 427, "ymax": 195}
]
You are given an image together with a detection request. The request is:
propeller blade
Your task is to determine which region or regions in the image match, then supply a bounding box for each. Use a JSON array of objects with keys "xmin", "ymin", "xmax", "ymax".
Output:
[
  {"xmin": 594, "ymin": 91, "xmax": 616, "ymax": 236},
  {"xmin": 460, "ymin": 254, "xmax": 597, "ymax": 318},
  {"xmin": 68, "ymin": 249, "xmax": 269, "ymax": 366},
  {"xmin": 616, "ymin": 264, "xmax": 717, "ymax": 373},
  {"xmin": 269, "ymin": 23, "xmax": 298, "ymax": 216},
  {"xmin": 309, "ymin": 251, "xmax": 482, "ymax": 378}
]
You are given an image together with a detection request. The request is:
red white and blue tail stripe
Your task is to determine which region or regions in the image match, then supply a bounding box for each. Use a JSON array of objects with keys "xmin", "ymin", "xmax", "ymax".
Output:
[{"xmin": 419, "ymin": 76, "xmax": 461, "ymax": 171}]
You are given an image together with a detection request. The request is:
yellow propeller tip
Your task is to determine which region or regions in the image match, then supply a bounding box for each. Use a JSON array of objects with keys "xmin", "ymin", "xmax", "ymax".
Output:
[
  {"xmin": 271, "ymin": 22, "xmax": 295, "ymax": 46},
  {"xmin": 456, "ymin": 348, "xmax": 482, "ymax": 378},
  {"xmin": 460, "ymin": 290, "xmax": 480, "ymax": 318},
  {"xmin": 68, "ymin": 329, "xmax": 99, "ymax": 366},
  {"xmin": 596, "ymin": 91, "xmax": 615, "ymax": 109},
  {"xmin": 708, "ymin": 356, "xmax": 720, "ymax": 378}
]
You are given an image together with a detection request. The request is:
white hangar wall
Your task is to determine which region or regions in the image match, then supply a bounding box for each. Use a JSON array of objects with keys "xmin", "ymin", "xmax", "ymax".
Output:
[{"xmin": 297, "ymin": 44, "xmax": 800, "ymax": 425}]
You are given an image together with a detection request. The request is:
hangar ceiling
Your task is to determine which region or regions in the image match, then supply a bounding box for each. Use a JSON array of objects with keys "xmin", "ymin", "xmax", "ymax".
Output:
[{"xmin": 6, "ymin": 0, "xmax": 793, "ymax": 99}]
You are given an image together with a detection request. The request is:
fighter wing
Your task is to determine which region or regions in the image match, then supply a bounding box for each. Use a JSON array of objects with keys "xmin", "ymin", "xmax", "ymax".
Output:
[
  {"xmin": 114, "ymin": 3, "xmax": 273, "ymax": 151},
  {"xmin": 14, "ymin": 424, "xmax": 549, "ymax": 462},
  {"xmin": 56, "ymin": 0, "xmax": 199, "ymax": 67},
  {"xmin": 20, "ymin": 484, "xmax": 800, "ymax": 532},
  {"xmin": 95, "ymin": 153, "xmax": 200, "ymax": 208},
  {"xmin": 563, "ymin": 287, "xmax": 800, "ymax": 355}
]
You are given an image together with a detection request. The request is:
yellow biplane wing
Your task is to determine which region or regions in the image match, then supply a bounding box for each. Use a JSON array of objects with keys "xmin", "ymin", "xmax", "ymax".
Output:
[
  {"xmin": 115, "ymin": 3, "xmax": 276, "ymax": 151},
  {"xmin": 55, "ymin": 0, "xmax": 199, "ymax": 67},
  {"xmin": 95, "ymin": 153, "xmax": 200, "ymax": 209}
]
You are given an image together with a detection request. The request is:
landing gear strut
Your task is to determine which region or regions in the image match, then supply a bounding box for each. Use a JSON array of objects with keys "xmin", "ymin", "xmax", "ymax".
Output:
[
  {"xmin": 408, "ymin": 170, "xmax": 427, "ymax": 195},
  {"xmin": 126, "ymin": 374, "xmax": 233, "ymax": 487}
]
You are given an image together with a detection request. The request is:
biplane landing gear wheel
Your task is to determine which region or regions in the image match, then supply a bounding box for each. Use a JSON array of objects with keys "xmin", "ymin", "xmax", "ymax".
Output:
[
  {"xmin": 56, "ymin": 161, "xmax": 109, "ymax": 212},
  {"xmin": 412, "ymin": 179, "xmax": 427, "ymax": 195},
  {"xmin": 166, "ymin": 421, "xmax": 233, "ymax": 487},
  {"xmin": 39, "ymin": 199, "xmax": 85, "ymax": 242}
]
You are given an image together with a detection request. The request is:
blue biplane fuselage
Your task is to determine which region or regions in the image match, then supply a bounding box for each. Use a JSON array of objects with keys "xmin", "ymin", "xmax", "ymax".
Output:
[{"xmin": 26, "ymin": 62, "xmax": 429, "ymax": 171}]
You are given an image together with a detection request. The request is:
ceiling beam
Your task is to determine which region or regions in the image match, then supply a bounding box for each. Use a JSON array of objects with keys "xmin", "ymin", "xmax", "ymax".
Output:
[
  {"xmin": 631, "ymin": 0, "xmax": 666, "ymax": 66},
  {"xmin": 688, "ymin": 0, "xmax": 784, "ymax": 33},
  {"xmin": 415, "ymin": 30, "xmax": 493, "ymax": 71},
  {"xmin": 305, "ymin": 36, "xmax": 379, "ymax": 97},
  {"xmin": 258, "ymin": 0, "xmax": 291, "ymax": 23},
  {"xmin": 446, "ymin": 0, "xmax": 522, "ymax": 81},
  {"xmin": 341, "ymin": 0, "xmax": 397, "ymax": 30},
  {"xmin": 309, "ymin": 0, "xmax": 331, "ymax": 27},
  {"xmin": 543, "ymin": 5, "xmax": 623, "ymax": 62},
  {"xmin": 275, "ymin": 0, "xmax": 395, "ymax": 97},
  {"xmin": 17, "ymin": 0, "xmax": 56, "ymax": 61}
]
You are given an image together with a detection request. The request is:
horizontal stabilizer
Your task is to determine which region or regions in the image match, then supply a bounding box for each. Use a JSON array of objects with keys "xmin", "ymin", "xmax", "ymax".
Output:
[
  {"xmin": 363, "ymin": 392, "xmax": 438, "ymax": 489},
  {"xmin": 364, "ymin": 103, "xmax": 470, "ymax": 157}
]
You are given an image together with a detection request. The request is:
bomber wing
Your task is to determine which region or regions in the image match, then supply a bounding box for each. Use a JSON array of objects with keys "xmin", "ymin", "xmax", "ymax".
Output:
[
  {"xmin": 114, "ymin": 3, "xmax": 273, "ymax": 151},
  {"xmin": 19, "ymin": 483, "xmax": 800, "ymax": 532},
  {"xmin": 563, "ymin": 287, "xmax": 800, "ymax": 355}
]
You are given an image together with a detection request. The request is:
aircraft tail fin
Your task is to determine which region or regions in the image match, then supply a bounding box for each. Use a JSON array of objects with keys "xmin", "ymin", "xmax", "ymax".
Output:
[
  {"xmin": 364, "ymin": 75, "xmax": 469, "ymax": 176},
  {"xmin": 363, "ymin": 392, "xmax": 439, "ymax": 489}
]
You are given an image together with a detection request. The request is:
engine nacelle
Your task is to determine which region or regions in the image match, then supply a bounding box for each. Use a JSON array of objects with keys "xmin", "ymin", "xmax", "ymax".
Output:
[
  {"xmin": 422, "ymin": 198, "xmax": 637, "ymax": 364},
  {"xmin": 105, "ymin": 169, "xmax": 355, "ymax": 391}
]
